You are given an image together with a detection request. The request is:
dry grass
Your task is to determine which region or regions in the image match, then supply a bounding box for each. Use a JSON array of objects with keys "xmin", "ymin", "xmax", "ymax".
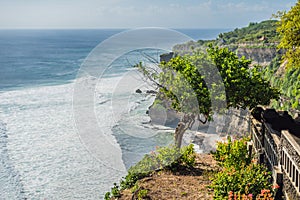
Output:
[{"xmin": 115, "ymin": 153, "xmax": 219, "ymax": 200}]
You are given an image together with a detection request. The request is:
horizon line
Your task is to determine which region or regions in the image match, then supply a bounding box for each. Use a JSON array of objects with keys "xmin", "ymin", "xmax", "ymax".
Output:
[{"xmin": 0, "ymin": 27, "xmax": 233, "ymax": 30}]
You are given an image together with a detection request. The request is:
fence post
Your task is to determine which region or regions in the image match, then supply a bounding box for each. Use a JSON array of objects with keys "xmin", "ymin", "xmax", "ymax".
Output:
[
  {"xmin": 247, "ymin": 141, "xmax": 253, "ymax": 159},
  {"xmin": 258, "ymin": 148, "xmax": 265, "ymax": 164},
  {"xmin": 274, "ymin": 166, "xmax": 284, "ymax": 200}
]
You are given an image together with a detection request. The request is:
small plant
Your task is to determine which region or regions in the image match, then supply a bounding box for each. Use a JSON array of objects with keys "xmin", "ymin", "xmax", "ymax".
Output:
[
  {"xmin": 130, "ymin": 182, "xmax": 139, "ymax": 193},
  {"xmin": 212, "ymin": 136, "xmax": 251, "ymax": 170},
  {"xmin": 137, "ymin": 189, "xmax": 149, "ymax": 200},
  {"xmin": 180, "ymin": 144, "xmax": 196, "ymax": 167},
  {"xmin": 156, "ymin": 145, "xmax": 181, "ymax": 169},
  {"xmin": 104, "ymin": 192, "xmax": 111, "ymax": 200},
  {"xmin": 111, "ymin": 183, "xmax": 121, "ymax": 198},
  {"xmin": 181, "ymin": 191, "xmax": 188, "ymax": 196},
  {"xmin": 104, "ymin": 183, "xmax": 121, "ymax": 200}
]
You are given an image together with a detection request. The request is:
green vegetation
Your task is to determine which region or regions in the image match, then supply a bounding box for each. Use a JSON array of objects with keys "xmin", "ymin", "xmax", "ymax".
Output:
[
  {"xmin": 210, "ymin": 137, "xmax": 274, "ymax": 199},
  {"xmin": 212, "ymin": 137, "xmax": 251, "ymax": 170},
  {"xmin": 173, "ymin": 1, "xmax": 300, "ymax": 115},
  {"xmin": 262, "ymin": 0, "xmax": 300, "ymax": 113},
  {"xmin": 207, "ymin": 46, "xmax": 279, "ymax": 109},
  {"xmin": 137, "ymin": 45, "xmax": 279, "ymax": 148},
  {"xmin": 219, "ymin": 20, "xmax": 279, "ymax": 45},
  {"xmin": 173, "ymin": 20, "xmax": 280, "ymax": 54},
  {"xmin": 104, "ymin": 144, "xmax": 196, "ymax": 199},
  {"xmin": 264, "ymin": 58, "xmax": 300, "ymax": 111},
  {"xmin": 276, "ymin": 0, "xmax": 300, "ymax": 69},
  {"xmin": 137, "ymin": 189, "xmax": 149, "ymax": 200}
]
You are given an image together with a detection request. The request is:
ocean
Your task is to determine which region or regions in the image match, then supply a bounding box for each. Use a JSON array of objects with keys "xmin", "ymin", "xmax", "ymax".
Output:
[{"xmin": 0, "ymin": 28, "xmax": 227, "ymax": 199}]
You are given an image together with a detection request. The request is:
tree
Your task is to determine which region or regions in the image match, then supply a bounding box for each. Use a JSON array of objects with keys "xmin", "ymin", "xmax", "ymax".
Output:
[
  {"xmin": 137, "ymin": 45, "xmax": 279, "ymax": 148},
  {"xmin": 277, "ymin": 0, "xmax": 300, "ymax": 68}
]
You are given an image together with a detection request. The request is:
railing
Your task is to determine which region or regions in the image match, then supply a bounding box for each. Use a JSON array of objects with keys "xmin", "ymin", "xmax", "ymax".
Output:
[
  {"xmin": 280, "ymin": 130, "xmax": 300, "ymax": 196},
  {"xmin": 264, "ymin": 124, "xmax": 280, "ymax": 172},
  {"xmin": 251, "ymin": 118, "xmax": 300, "ymax": 199},
  {"xmin": 251, "ymin": 119, "xmax": 263, "ymax": 153}
]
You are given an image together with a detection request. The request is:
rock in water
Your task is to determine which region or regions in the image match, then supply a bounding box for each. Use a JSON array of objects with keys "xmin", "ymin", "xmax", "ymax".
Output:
[{"xmin": 135, "ymin": 89, "xmax": 142, "ymax": 93}]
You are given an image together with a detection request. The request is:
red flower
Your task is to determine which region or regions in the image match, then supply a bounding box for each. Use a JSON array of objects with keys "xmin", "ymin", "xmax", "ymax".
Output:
[{"xmin": 272, "ymin": 184, "xmax": 280, "ymax": 189}]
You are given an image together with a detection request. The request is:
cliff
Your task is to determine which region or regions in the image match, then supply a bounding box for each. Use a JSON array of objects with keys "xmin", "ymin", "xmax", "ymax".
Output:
[
  {"xmin": 173, "ymin": 43, "xmax": 280, "ymax": 67},
  {"xmin": 173, "ymin": 20, "xmax": 281, "ymax": 66}
]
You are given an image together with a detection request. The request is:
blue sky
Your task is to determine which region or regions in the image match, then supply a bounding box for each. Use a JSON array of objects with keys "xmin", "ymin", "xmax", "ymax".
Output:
[{"xmin": 0, "ymin": 0, "xmax": 297, "ymax": 29}]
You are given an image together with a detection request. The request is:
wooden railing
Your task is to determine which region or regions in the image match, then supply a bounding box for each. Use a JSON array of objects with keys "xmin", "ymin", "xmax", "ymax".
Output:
[{"xmin": 251, "ymin": 118, "xmax": 300, "ymax": 199}]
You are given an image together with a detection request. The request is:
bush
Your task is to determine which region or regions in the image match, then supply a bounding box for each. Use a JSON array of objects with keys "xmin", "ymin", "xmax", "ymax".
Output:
[
  {"xmin": 211, "ymin": 164, "xmax": 272, "ymax": 199},
  {"xmin": 210, "ymin": 137, "xmax": 273, "ymax": 199},
  {"xmin": 212, "ymin": 136, "xmax": 251, "ymax": 170},
  {"xmin": 137, "ymin": 189, "xmax": 149, "ymax": 200},
  {"xmin": 180, "ymin": 144, "xmax": 196, "ymax": 167}
]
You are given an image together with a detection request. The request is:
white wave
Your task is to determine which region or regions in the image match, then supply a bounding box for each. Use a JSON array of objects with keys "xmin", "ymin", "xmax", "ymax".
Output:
[
  {"xmin": 0, "ymin": 81, "xmax": 126, "ymax": 199},
  {"xmin": 0, "ymin": 121, "xmax": 25, "ymax": 200}
]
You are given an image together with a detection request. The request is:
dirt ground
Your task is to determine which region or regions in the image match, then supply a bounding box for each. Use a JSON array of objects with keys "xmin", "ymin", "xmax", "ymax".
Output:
[{"xmin": 116, "ymin": 153, "xmax": 219, "ymax": 200}]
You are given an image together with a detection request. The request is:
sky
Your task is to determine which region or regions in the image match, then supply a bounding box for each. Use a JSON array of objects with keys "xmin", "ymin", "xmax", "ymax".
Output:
[{"xmin": 0, "ymin": 0, "xmax": 298, "ymax": 29}]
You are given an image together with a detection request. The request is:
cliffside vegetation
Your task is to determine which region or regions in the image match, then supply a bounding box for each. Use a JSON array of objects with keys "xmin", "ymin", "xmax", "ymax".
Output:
[
  {"xmin": 105, "ymin": 137, "xmax": 278, "ymax": 200},
  {"xmin": 263, "ymin": 0, "xmax": 300, "ymax": 113},
  {"xmin": 264, "ymin": 56, "xmax": 300, "ymax": 112},
  {"xmin": 173, "ymin": 19, "xmax": 280, "ymax": 55},
  {"xmin": 137, "ymin": 45, "xmax": 279, "ymax": 149},
  {"xmin": 218, "ymin": 20, "xmax": 279, "ymax": 45},
  {"xmin": 276, "ymin": 0, "xmax": 300, "ymax": 69},
  {"xmin": 172, "ymin": 2, "xmax": 300, "ymax": 114}
]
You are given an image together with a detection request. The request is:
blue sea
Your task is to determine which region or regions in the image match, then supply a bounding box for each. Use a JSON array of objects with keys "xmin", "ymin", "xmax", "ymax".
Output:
[{"xmin": 0, "ymin": 28, "xmax": 227, "ymax": 199}]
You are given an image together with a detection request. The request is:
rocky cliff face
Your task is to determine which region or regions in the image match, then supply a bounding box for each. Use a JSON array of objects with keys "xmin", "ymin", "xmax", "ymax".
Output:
[
  {"xmin": 173, "ymin": 42, "xmax": 281, "ymax": 66},
  {"xmin": 148, "ymin": 106, "xmax": 250, "ymax": 135},
  {"xmin": 234, "ymin": 46, "xmax": 282, "ymax": 66},
  {"xmin": 216, "ymin": 108, "xmax": 250, "ymax": 137}
]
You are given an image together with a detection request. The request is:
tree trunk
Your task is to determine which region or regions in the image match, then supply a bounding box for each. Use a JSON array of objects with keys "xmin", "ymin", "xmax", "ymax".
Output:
[{"xmin": 174, "ymin": 122, "xmax": 186, "ymax": 148}]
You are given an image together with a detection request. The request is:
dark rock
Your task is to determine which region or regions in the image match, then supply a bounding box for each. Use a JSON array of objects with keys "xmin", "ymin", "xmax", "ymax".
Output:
[
  {"xmin": 251, "ymin": 106, "xmax": 264, "ymax": 122},
  {"xmin": 135, "ymin": 89, "xmax": 142, "ymax": 94},
  {"xmin": 146, "ymin": 90, "xmax": 157, "ymax": 94},
  {"xmin": 160, "ymin": 52, "xmax": 174, "ymax": 62},
  {"xmin": 192, "ymin": 133, "xmax": 205, "ymax": 146}
]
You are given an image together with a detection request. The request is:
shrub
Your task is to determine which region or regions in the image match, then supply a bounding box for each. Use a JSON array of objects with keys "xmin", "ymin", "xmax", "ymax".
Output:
[
  {"xmin": 104, "ymin": 183, "xmax": 121, "ymax": 200},
  {"xmin": 180, "ymin": 144, "xmax": 196, "ymax": 167},
  {"xmin": 211, "ymin": 164, "xmax": 272, "ymax": 199},
  {"xmin": 156, "ymin": 145, "xmax": 181, "ymax": 169},
  {"xmin": 210, "ymin": 137, "xmax": 273, "ymax": 199},
  {"xmin": 137, "ymin": 189, "xmax": 149, "ymax": 200},
  {"xmin": 212, "ymin": 136, "xmax": 251, "ymax": 170}
]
